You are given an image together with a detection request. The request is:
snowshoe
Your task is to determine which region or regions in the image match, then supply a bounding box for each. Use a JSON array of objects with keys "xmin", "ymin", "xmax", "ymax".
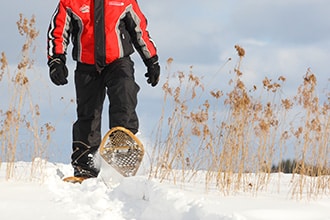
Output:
[
  {"xmin": 99, "ymin": 126, "xmax": 144, "ymax": 177},
  {"xmin": 62, "ymin": 176, "xmax": 89, "ymax": 184}
]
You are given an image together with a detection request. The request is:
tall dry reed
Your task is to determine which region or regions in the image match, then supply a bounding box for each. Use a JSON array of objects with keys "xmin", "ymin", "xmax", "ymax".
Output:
[
  {"xmin": 0, "ymin": 14, "xmax": 55, "ymax": 180},
  {"xmin": 149, "ymin": 45, "xmax": 329, "ymax": 199}
]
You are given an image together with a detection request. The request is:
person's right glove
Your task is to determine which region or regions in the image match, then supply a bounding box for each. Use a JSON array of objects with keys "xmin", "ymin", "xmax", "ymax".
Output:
[
  {"xmin": 144, "ymin": 56, "xmax": 160, "ymax": 87},
  {"xmin": 48, "ymin": 55, "xmax": 68, "ymax": 86}
]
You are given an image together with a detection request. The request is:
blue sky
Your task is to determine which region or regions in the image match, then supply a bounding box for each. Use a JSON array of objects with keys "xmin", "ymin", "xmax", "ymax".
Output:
[{"xmin": 1, "ymin": 0, "xmax": 329, "ymax": 163}]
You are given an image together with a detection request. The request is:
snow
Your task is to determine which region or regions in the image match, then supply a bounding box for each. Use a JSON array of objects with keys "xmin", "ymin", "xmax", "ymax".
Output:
[{"xmin": 0, "ymin": 161, "xmax": 329, "ymax": 220}]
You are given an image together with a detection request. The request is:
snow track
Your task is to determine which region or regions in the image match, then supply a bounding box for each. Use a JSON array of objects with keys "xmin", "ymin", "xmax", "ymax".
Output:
[{"xmin": 1, "ymin": 162, "xmax": 330, "ymax": 220}]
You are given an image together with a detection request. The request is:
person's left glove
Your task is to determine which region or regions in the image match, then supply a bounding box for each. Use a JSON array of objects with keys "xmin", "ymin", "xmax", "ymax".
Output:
[
  {"xmin": 48, "ymin": 55, "xmax": 68, "ymax": 86},
  {"xmin": 144, "ymin": 56, "xmax": 160, "ymax": 87}
]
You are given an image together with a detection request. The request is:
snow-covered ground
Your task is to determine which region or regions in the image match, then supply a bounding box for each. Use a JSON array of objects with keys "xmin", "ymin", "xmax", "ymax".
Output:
[{"xmin": 0, "ymin": 161, "xmax": 329, "ymax": 220}]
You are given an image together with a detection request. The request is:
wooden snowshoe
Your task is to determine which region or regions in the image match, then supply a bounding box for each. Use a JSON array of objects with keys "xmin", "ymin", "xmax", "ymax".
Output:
[
  {"xmin": 62, "ymin": 176, "xmax": 89, "ymax": 184},
  {"xmin": 99, "ymin": 126, "xmax": 144, "ymax": 177}
]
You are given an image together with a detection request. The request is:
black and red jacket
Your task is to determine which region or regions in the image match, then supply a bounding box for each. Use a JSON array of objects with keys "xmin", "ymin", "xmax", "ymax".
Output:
[{"xmin": 47, "ymin": 0, "xmax": 157, "ymax": 66}]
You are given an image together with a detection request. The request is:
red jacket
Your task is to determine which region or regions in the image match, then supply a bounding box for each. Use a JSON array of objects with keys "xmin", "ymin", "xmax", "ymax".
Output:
[{"xmin": 47, "ymin": 0, "xmax": 157, "ymax": 66}]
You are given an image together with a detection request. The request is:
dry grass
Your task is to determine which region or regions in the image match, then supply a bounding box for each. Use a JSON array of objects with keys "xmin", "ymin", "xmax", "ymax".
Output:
[
  {"xmin": 149, "ymin": 45, "xmax": 329, "ymax": 199},
  {"xmin": 0, "ymin": 14, "xmax": 55, "ymax": 180},
  {"xmin": 0, "ymin": 15, "xmax": 329, "ymax": 199}
]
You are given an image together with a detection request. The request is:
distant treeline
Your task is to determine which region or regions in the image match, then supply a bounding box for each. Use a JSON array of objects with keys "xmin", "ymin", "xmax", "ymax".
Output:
[{"xmin": 271, "ymin": 159, "xmax": 330, "ymax": 176}]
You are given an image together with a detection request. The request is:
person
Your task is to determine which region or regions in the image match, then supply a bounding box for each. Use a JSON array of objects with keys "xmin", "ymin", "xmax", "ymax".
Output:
[{"xmin": 47, "ymin": 0, "xmax": 160, "ymax": 179}]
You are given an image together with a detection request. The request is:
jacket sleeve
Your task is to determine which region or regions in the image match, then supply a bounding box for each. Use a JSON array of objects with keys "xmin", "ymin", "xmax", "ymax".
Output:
[
  {"xmin": 124, "ymin": 0, "xmax": 158, "ymax": 65},
  {"xmin": 47, "ymin": 0, "xmax": 71, "ymax": 59}
]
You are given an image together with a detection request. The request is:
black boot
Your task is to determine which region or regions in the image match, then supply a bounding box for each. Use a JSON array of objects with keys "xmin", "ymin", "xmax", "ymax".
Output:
[{"xmin": 71, "ymin": 143, "xmax": 100, "ymax": 178}]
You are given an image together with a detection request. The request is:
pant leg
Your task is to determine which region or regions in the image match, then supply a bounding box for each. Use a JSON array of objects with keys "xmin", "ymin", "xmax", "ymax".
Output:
[
  {"xmin": 72, "ymin": 64, "xmax": 105, "ymax": 177},
  {"xmin": 104, "ymin": 57, "xmax": 140, "ymax": 134}
]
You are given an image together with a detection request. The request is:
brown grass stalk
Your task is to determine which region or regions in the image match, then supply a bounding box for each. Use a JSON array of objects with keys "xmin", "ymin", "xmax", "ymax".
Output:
[
  {"xmin": 149, "ymin": 45, "xmax": 329, "ymax": 199},
  {"xmin": 0, "ymin": 14, "xmax": 54, "ymax": 180}
]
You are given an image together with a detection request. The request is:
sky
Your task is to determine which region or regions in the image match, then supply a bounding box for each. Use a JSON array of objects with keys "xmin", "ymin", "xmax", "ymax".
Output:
[{"xmin": 0, "ymin": 0, "xmax": 329, "ymax": 163}]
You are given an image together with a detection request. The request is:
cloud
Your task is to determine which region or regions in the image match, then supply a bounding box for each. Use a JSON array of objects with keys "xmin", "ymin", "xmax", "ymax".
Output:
[
  {"xmin": 229, "ymin": 0, "xmax": 330, "ymax": 45},
  {"xmin": 1, "ymin": 0, "xmax": 329, "ymax": 163}
]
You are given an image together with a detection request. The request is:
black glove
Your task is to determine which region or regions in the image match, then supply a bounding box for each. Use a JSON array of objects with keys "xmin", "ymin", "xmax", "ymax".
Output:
[
  {"xmin": 144, "ymin": 56, "xmax": 160, "ymax": 87},
  {"xmin": 48, "ymin": 55, "xmax": 68, "ymax": 86}
]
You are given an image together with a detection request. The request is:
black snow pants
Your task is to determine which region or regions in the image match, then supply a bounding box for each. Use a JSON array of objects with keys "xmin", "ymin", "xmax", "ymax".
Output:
[{"xmin": 71, "ymin": 56, "xmax": 140, "ymax": 177}]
